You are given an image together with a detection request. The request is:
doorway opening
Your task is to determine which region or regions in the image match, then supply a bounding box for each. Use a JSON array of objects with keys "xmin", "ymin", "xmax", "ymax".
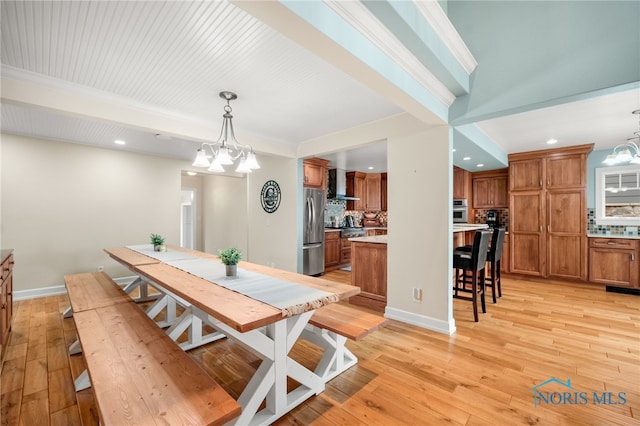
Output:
[{"xmin": 181, "ymin": 189, "xmax": 195, "ymax": 249}]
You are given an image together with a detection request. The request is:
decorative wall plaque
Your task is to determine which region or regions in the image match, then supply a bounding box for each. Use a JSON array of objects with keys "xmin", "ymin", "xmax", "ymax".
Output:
[{"xmin": 260, "ymin": 180, "xmax": 281, "ymax": 213}]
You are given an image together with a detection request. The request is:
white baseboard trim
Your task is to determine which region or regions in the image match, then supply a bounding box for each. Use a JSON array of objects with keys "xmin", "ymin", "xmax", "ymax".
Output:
[
  {"xmin": 384, "ymin": 306, "xmax": 456, "ymax": 335},
  {"xmin": 13, "ymin": 275, "xmax": 139, "ymax": 301}
]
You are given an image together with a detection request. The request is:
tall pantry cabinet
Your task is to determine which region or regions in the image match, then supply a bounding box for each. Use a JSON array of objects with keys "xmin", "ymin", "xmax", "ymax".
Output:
[{"xmin": 508, "ymin": 144, "xmax": 593, "ymax": 281}]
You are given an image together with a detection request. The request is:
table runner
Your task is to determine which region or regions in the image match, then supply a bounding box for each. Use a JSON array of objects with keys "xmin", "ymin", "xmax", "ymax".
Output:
[{"xmin": 127, "ymin": 245, "xmax": 339, "ymax": 316}]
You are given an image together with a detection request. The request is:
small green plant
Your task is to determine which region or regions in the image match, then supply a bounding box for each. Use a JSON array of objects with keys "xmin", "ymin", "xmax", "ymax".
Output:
[
  {"xmin": 150, "ymin": 234, "xmax": 165, "ymax": 246},
  {"xmin": 218, "ymin": 247, "xmax": 242, "ymax": 265}
]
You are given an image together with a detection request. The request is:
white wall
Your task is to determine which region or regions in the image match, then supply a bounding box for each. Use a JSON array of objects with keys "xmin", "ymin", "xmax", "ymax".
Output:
[
  {"xmin": 386, "ymin": 126, "xmax": 455, "ymax": 334},
  {"xmin": 201, "ymin": 174, "xmax": 248, "ymax": 256},
  {"xmin": 246, "ymin": 154, "xmax": 299, "ymax": 272},
  {"xmin": 181, "ymin": 174, "xmax": 204, "ymax": 251},
  {"xmin": 1, "ymin": 134, "xmax": 183, "ymax": 292}
]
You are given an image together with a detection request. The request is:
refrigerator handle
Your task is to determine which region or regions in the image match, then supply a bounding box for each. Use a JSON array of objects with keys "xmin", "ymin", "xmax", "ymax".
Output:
[{"xmin": 310, "ymin": 197, "xmax": 315, "ymax": 230}]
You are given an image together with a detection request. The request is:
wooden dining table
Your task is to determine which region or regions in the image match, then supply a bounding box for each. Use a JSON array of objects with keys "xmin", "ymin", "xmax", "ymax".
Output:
[{"xmin": 104, "ymin": 245, "xmax": 360, "ymax": 426}]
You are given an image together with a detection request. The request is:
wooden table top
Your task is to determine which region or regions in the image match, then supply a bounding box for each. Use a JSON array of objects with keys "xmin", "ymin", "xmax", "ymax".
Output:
[{"xmin": 105, "ymin": 246, "xmax": 360, "ymax": 333}]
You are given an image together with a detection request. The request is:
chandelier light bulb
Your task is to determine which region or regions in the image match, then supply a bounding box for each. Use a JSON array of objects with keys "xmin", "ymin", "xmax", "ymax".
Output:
[
  {"xmin": 192, "ymin": 148, "xmax": 211, "ymax": 167},
  {"xmin": 207, "ymin": 157, "xmax": 225, "ymax": 172}
]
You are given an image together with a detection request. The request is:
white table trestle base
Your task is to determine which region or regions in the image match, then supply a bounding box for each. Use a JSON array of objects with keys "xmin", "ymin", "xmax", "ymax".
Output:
[
  {"xmin": 122, "ymin": 275, "xmax": 163, "ymax": 303},
  {"xmin": 191, "ymin": 306, "xmax": 325, "ymax": 426},
  {"xmin": 301, "ymin": 325, "xmax": 358, "ymax": 383}
]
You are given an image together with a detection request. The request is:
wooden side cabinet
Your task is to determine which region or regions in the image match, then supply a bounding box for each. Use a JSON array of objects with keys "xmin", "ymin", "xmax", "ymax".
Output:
[
  {"xmin": 381, "ymin": 173, "xmax": 388, "ymax": 211},
  {"xmin": 453, "ymin": 167, "xmax": 472, "ymax": 200},
  {"xmin": 589, "ymin": 238, "xmax": 639, "ymax": 288},
  {"xmin": 303, "ymin": 158, "xmax": 329, "ymax": 190},
  {"xmin": 324, "ymin": 231, "xmax": 340, "ymax": 270},
  {"xmin": 365, "ymin": 174, "xmax": 381, "ymax": 210},
  {"xmin": 1, "ymin": 250, "xmax": 14, "ymax": 361}
]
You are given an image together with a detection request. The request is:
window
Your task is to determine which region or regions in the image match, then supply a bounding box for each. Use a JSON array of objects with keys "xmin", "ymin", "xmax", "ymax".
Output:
[{"xmin": 595, "ymin": 165, "xmax": 640, "ymax": 225}]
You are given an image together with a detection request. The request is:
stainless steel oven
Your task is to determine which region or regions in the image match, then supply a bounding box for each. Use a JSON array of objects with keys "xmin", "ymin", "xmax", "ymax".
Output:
[{"xmin": 453, "ymin": 198, "xmax": 468, "ymax": 223}]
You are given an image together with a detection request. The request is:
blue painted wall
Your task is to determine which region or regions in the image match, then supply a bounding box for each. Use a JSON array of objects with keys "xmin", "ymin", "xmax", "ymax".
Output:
[{"xmin": 448, "ymin": 1, "xmax": 640, "ymax": 124}]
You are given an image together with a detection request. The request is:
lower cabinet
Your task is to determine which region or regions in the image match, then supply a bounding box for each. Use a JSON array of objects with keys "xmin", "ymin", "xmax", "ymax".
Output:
[
  {"xmin": 324, "ymin": 231, "xmax": 340, "ymax": 269},
  {"xmin": 589, "ymin": 238, "xmax": 639, "ymax": 288},
  {"xmin": 350, "ymin": 241, "xmax": 387, "ymax": 312}
]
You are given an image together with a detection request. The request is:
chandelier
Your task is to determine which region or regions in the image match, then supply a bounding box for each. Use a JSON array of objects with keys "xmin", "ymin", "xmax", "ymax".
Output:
[
  {"xmin": 602, "ymin": 109, "xmax": 640, "ymax": 165},
  {"xmin": 192, "ymin": 91, "xmax": 260, "ymax": 173}
]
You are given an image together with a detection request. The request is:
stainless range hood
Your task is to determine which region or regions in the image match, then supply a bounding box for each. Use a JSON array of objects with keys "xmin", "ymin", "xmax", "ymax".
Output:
[{"xmin": 327, "ymin": 169, "xmax": 360, "ymax": 201}]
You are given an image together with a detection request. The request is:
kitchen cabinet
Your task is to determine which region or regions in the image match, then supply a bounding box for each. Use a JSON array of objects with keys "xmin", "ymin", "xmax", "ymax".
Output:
[
  {"xmin": 303, "ymin": 158, "xmax": 329, "ymax": 190},
  {"xmin": 453, "ymin": 167, "xmax": 472, "ymax": 200},
  {"xmin": 324, "ymin": 231, "xmax": 340, "ymax": 269},
  {"xmin": 589, "ymin": 238, "xmax": 639, "ymax": 288},
  {"xmin": 340, "ymin": 236, "xmax": 352, "ymax": 265},
  {"xmin": 381, "ymin": 173, "xmax": 388, "ymax": 211},
  {"xmin": 1, "ymin": 250, "xmax": 14, "ymax": 362},
  {"xmin": 346, "ymin": 171, "xmax": 366, "ymax": 210},
  {"xmin": 472, "ymin": 169, "xmax": 508, "ymax": 208},
  {"xmin": 502, "ymin": 234, "xmax": 510, "ymax": 274},
  {"xmin": 346, "ymin": 172, "xmax": 382, "ymax": 211},
  {"xmin": 509, "ymin": 144, "xmax": 592, "ymax": 280},
  {"xmin": 365, "ymin": 174, "xmax": 381, "ymax": 210},
  {"xmin": 350, "ymin": 241, "xmax": 387, "ymax": 312}
]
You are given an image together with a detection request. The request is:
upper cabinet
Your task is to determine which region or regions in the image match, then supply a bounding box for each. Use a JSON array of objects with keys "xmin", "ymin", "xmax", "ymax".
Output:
[
  {"xmin": 472, "ymin": 169, "xmax": 508, "ymax": 208},
  {"xmin": 510, "ymin": 150, "xmax": 586, "ymax": 191},
  {"xmin": 303, "ymin": 158, "xmax": 330, "ymax": 190},
  {"xmin": 453, "ymin": 167, "xmax": 472, "ymax": 200},
  {"xmin": 509, "ymin": 158, "xmax": 543, "ymax": 191},
  {"xmin": 346, "ymin": 172, "xmax": 384, "ymax": 211}
]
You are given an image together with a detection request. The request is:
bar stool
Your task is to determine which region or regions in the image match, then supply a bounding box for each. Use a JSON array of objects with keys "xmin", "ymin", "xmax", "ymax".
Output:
[
  {"xmin": 486, "ymin": 227, "xmax": 505, "ymax": 303},
  {"xmin": 453, "ymin": 230, "xmax": 491, "ymax": 322},
  {"xmin": 455, "ymin": 227, "xmax": 505, "ymax": 304}
]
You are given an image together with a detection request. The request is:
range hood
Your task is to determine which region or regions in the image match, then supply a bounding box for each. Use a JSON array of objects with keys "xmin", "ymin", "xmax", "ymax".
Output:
[{"xmin": 327, "ymin": 169, "xmax": 360, "ymax": 201}]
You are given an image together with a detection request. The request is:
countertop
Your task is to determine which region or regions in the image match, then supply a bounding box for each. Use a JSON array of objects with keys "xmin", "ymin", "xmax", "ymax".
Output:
[
  {"xmin": 587, "ymin": 233, "xmax": 640, "ymax": 240},
  {"xmin": 348, "ymin": 235, "xmax": 388, "ymax": 244},
  {"xmin": 453, "ymin": 223, "xmax": 489, "ymax": 233}
]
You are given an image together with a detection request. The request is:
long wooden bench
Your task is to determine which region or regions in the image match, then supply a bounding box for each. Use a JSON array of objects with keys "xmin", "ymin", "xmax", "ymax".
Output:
[
  {"xmin": 64, "ymin": 272, "xmax": 241, "ymax": 425},
  {"xmin": 302, "ymin": 302, "xmax": 389, "ymax": 382}
]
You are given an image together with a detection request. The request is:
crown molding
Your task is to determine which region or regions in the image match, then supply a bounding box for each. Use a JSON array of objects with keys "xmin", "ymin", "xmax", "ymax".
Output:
[
  {"xmin": 413, "ymin": 1, "xmax": 478, "ymax": 75},
  {"xmin": 323, "ymin": 0, "xmax": 456, "ymax": 107}
]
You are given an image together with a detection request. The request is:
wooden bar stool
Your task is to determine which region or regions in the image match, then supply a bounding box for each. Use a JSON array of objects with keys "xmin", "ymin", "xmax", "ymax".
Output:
[{"xmin": 453, "ymin": 230, "xmax": 491, "ymax": 322}]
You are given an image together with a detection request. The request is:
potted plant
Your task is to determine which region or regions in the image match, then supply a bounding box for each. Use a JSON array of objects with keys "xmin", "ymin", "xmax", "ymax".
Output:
[
  {"xmin": 218, "ymin": 247, "xmax": 242, "ymax": 276},
  {"xmin": 150, "ymin": 234, "xmax": 167, "ymax": 252}
]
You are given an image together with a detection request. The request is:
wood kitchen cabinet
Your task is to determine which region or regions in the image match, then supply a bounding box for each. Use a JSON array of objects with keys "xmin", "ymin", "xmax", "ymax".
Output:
[
  {"xmin": 365, "ymin": 174, "xmax": 381, "ymax": 210},
  {"xmin": 303, "ymin": 158, "xmax": 329, "ymax": 190},
  {"xmin": 1, "ymin": 250, "xmax": 14, "ymax": 362},
  {"xmin": 502, "ymin": 234, "xmax": 510, "ymax": 274},
  {"xmin": 472, "ymin": 169, "xmax": 508, "ymax": 208},
  {"xmin": 324, "ymin": 231, "xmax": 340, "ymax": 269},
  {"xmin": 381, "ymin": 173, "xmax": 388, "ymax": 211},
  {"xmin": 350, "ymin": 241, "xmax": 387, "ymax": 312},
  {"xmin": 509, "ymin": 144, "xmax": 592, "ymax": 280},
  {"xmin": 346, "ymin": 171, "xmax": 366, "ymax": 210},
  {"xmin": 453, "ymin": 166, "xmax": 472, "ymax": 200},
  {"xmin": 589, "ymin": 238, "xmax": 639, "ymax": 288}
]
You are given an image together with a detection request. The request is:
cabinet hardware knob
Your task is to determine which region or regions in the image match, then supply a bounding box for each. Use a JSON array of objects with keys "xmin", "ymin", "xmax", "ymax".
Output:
[{"xmin": 632, "ymin": 254, "xmax": 636, "ymax": 261}]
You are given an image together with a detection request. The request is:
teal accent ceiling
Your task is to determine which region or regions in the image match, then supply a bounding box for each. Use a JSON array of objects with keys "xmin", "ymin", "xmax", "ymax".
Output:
[
  {"xmin": 447, "ymin": 1, "xmax": 640, "ymax": 125},
  {"xmin": 281, "ymin": 0, "xmax": 449, "ymax": 121},
  {"xmin": 452, "ymin": 125, "xmax": 508, "ymax": 171},
  {"xmin": 362, "ymin": 1, "xmax": 470, "ymax": 95}
]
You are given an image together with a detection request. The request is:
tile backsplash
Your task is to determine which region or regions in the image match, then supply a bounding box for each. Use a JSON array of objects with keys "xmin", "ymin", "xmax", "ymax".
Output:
[
  {"xmin": 474, "ymin": 208, "xmax": 509, "ymax": 231},
  {"xmin": 587, "ymin": 208, "xmax": 639, "ymax": 237},
  {"xmin": 323, "ymin": 199, "xmax": 388, "ymax": 227}
]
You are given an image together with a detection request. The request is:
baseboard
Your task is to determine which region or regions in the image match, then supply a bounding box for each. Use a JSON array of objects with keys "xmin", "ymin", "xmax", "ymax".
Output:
[
  {"xmin": 13, "ymin": 275, "xmax": 139, "ymax": 301},
  {"xmin": 605, "ymin": 285, "xmax": 640, "ymax": 296},
  {"xmin": 384, "ymin": 306, "xmax": 456, "ymax": 335}
]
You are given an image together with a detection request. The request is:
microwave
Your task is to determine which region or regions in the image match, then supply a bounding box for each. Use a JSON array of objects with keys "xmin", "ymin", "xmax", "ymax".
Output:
[{"xmin": 453, "ymin": 199, "xmax": 468, "ymax": 223}]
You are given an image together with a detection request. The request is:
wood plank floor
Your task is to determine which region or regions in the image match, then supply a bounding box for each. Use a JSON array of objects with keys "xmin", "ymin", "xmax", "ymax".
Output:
[{"xmin": 1, "ymin": 271, "xmax": 639, "ymax": 425}]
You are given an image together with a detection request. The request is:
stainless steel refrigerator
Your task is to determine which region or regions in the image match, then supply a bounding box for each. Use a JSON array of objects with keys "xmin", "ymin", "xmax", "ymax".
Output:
[{"xmin": 303, "ymin": 188, "xmax": 325, "ymax": 276}]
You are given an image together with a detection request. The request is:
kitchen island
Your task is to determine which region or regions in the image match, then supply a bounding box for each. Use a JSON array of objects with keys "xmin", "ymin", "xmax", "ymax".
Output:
[{"xmin": 349, "ymin": 235, "xmax": 387, "ymax": 312}]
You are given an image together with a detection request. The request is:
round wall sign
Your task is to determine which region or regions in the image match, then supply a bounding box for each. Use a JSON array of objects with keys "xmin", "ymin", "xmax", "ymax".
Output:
[{"xmin": 260, "ymin": 180, "xmax": 281, "ymax": 213}]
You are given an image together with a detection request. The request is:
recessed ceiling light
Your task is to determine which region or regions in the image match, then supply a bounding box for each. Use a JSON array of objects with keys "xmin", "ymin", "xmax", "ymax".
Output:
[
  {"xmin": 452, "ymin": 148, "xmax": 456, "ymax": 152},
  {"xmin": 367, "ymin": 166, "xmax": 374, "ymax": 170},
  {"xmin": 477, "ymin": 164, "xmax": 484, "ymax": 167},
  {"xmin": 114, "ymin": 140, "xmax": 126, "ymax": 145},
  {"xmin": 186, "ymin": 171, "xmax": 197, "ymax": 176},
  {"xmin": 546, "ymin": 138, "xmax": 558, "ymax": 145},
  {"xmin": 463, "ymin": 156, "xmax": 471, "ymax": 161}
]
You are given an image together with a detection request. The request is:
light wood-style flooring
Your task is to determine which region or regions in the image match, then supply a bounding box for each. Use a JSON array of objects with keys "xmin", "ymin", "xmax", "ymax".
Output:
[{"xmin": 1, "ymin": 271, "xmax": 639, "ymax": 425}]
